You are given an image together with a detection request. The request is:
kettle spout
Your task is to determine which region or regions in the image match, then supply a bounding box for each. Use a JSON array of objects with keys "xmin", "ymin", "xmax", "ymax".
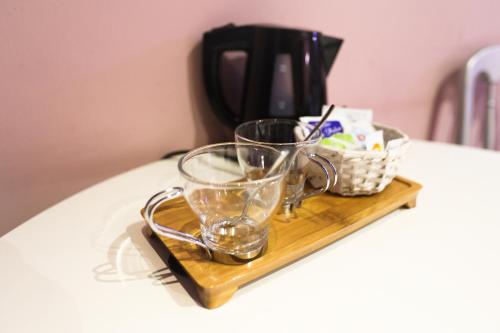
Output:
[{"xmin": 321, "ymin": 35, "xmax": 343, "ymax": 74}]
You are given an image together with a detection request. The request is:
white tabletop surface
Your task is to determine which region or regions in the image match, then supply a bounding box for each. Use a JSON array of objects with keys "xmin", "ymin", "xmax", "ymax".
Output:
[{"xmin": 1, "ymin": 140, "xmax": 500, "ymax": 332}]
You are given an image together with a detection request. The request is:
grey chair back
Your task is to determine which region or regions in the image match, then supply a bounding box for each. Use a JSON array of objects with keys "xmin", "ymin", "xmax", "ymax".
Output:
[{"xmin": 461, "ymin": 45, "xmax": 500, "ymax": 149}]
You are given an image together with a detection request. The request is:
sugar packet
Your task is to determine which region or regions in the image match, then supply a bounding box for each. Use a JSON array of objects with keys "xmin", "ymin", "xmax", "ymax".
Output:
[{"xmin": 300, "ymin": 107, "xmax": 378, "ymax": 151}]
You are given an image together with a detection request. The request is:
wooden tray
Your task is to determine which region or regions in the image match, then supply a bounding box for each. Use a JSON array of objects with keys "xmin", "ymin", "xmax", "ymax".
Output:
[{"xmin": 142, "ymin": 176, "xmax": 421, "ymax": 309}]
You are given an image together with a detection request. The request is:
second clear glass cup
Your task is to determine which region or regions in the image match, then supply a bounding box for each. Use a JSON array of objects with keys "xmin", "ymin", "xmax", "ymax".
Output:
[{"xmin": 235, "ymin": 119, "xmax": 337, "ymax": 213}]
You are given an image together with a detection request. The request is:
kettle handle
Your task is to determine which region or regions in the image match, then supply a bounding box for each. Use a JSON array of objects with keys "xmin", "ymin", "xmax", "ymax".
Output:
[
  {"xmin": 203, "ymin": 26, "xmax": 252, "ymax": 127},
  {"xmin": 320, "ymin": 36, "xmax": 343, "ymax": 75}
]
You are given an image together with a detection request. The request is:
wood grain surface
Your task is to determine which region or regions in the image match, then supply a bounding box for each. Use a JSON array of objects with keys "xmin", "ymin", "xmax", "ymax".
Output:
[{"xmin": 142, "ymin": 176, "xmax": 422, "ymax": 309}]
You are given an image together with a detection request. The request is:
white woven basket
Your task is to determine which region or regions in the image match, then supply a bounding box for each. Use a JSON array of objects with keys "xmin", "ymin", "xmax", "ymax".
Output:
[{"xmin": 309, "ymin": 124, "xmax": 410, "ymax": 196}]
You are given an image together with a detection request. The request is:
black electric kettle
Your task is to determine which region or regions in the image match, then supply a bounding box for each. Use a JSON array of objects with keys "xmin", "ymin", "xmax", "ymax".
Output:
[{"xmin": 203, "ymin": 24, "xmax": 343, "ymax": 128}]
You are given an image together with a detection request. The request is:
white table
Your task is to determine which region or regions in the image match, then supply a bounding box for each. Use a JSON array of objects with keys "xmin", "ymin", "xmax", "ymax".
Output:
[{"xmin": 1, "ymin": 140, "xmax": 499, "ymax": 332}]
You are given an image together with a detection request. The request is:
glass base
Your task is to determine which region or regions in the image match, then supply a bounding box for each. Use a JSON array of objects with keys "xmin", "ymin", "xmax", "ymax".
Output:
[
  {"xmin": 210, "ymin": 241, "xmax": 268, "ymax": 265},
  {"xmin": 280, "ymin": 200, "xmax": 303, "ymax": 215}
]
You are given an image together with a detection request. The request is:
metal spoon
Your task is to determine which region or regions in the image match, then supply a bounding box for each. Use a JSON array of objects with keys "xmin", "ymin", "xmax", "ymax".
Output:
[
  {"xmin": 239, "ymin": 150, "xmax": 289, "ymax": 219},
  {"xmin": 304, "ymin": 104, "xmax": 336, "ymax": 141}
]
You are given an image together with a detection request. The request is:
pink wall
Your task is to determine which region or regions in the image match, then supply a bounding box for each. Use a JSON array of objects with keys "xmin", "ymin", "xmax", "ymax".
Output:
[{"xmin": 1, "ymin": 0, "xmax": 500, "ymax": 235}]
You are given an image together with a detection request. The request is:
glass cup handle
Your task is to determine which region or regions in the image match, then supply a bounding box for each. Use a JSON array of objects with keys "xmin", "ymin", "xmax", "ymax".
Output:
[
  {"xmin": 143, "ymin": 187, "xmax": 212, "ymax": 259},
  {"xmin": 297, "ymin": 153, "xmax": 338, "ymax": 202}
]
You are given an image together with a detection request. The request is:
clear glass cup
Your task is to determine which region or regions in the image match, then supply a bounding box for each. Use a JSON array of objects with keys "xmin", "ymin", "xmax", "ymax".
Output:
[
  {"xmin": 143, "ymin": 142, "xmax": 288, "ymax": 264},
  {"xmin": 235, "ymin": 119, "xmax": 337, "ymax": 213}
]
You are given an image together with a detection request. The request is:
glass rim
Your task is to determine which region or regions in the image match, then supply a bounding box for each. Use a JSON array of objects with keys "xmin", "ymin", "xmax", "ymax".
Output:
[
  {"xmin": 177, "ymin": 142, "xmax": 286, "ymax": 187},
  {"xmin": 234, "ymin": 118, "xmax": 321, "ymax": 147}
]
